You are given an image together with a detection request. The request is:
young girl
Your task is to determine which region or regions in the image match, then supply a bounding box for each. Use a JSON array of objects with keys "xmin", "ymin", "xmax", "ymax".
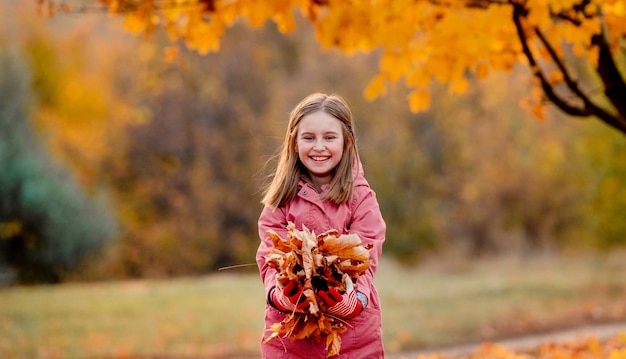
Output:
[{"xmin": 256, "ymin": 93, "xmax": 386, "ymax": 358}]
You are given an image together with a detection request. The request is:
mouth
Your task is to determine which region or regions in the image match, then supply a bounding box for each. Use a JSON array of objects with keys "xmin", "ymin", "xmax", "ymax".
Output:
[{"xmin": 310, "ymin": 156, "xmax": 330, "ymax": 162}]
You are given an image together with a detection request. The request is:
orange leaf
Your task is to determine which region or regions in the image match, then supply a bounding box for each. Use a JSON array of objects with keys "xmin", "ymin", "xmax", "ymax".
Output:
[
  {"xmin": 531, "ymin": 103, "xmax": 546, "ymax": 121},
  {"xmin": 364, "ymin": 74, "xmax": 387, "ymax": 101},
  {"xmin": 123, "ymin": 12, "xmax": 148, "ymax": 35},
  {"xmin": 264, "ymin": 222, "xmax": 371, "ymax": 357},
  {"xmin": 408, "ymin": 89, "xmax": 431, "ymax": 113},
  {"xmin": 476, "ymin": 62, "xmax": 489, "ymax": 79}
]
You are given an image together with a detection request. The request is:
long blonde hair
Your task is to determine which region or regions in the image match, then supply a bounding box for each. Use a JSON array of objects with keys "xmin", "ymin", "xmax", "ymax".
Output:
[{"xmin": 262, "ymin": 93, "xmax": 359, "ymax": 208}]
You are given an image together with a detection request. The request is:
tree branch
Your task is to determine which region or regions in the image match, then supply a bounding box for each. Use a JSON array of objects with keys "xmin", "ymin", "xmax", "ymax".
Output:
[
  {"xmin": 592, "ymin": 32, "xmax": 626, "ymax": 125},
  {"xmin": 534, "ymin": 27, "xmax": 617, "ymax": 122},
  {"xmin": 512, "ymin": 3, "xmax": 626, "ymax": 134},
  {"xmin": 512, "ymin": 4, "xmax": 590, "ymax": 117},
  {"xmin": 551, "ymin": 0, "xmax": 594, "ymax": 26}
]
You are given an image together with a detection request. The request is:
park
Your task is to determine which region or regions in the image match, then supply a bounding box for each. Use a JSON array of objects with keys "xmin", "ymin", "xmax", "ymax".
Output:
[{"xmin": 1, "ymin": 0, "xmax": 626, "ymax": 358}]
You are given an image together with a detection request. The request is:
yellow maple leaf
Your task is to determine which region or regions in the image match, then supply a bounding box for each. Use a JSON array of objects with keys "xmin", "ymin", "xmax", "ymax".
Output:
[
  {"xmin": 449, "ymin": 76, "xmax": 469, "ymax": 94},
  {"xmin": 274, "ymin": 10, "xmax": 296, "ymax": 33},
  {"xmin": 408, "ymin": 89, "xmax": 431, "ymax": 113},
  {"xmin": 123, "ymin": 12, "xmax": 149, "ymax": 35},
  {"xmin": 364, "ymin": 74, "xmax": 387, "ymax": 101},
  {"xmin": 380, "ymin": 51, "xmax": 411, "ymax": 82},
  {"xmin": 405, "ymin": 67, "xmax": 431, "ymax": 88}
]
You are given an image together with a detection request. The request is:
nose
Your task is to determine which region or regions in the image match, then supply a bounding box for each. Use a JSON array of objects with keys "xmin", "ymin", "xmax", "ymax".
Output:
[{"xmin": 313, "ymin": 141, "xmax": 326, "ymax": 151}]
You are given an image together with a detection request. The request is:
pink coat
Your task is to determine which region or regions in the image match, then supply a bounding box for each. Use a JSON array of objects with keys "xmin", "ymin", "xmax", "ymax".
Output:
[{"xmin": 256, "ymin": 164, "xmax": 386, "ymax": 358}]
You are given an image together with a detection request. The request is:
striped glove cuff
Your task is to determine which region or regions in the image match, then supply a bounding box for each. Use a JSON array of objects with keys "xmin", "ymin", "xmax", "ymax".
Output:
[
  {"xmin": 270, "ymin": 286, "xmax": 309, "ymax": 313},
  {"xmin": 326, "ymin": 290, "xmax": 367, "ymax": 319}
]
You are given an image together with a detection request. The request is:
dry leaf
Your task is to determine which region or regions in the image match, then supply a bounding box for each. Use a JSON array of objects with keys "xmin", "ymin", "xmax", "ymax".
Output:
[{"xmin": 264, "ymin": 223, "xmax": 371, "ymax": 357}]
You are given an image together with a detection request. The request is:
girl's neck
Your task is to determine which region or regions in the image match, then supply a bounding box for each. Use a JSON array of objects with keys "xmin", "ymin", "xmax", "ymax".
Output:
[{"xmin": 303, "ymin": 174, "xmax": 331, "ymax": 193}]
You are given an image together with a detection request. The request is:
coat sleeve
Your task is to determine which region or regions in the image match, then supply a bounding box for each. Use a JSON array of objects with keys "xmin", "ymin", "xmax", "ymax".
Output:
[
  {"xmin": 256, "ymin": 205, "xmax": 289, "ymax": 297},
  {"xmin": 349, "ymin": 187, "xmax": 386, "ymax": 300}
]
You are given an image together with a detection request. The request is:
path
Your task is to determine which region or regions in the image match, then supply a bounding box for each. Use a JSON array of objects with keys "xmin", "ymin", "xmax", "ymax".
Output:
[{"xmin": 387, "ymin": 322, "xmax": 626, "ymax": 358}]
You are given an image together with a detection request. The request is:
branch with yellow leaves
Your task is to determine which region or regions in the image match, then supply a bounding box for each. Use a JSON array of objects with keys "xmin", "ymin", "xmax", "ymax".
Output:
[{"xmin": 512, "ymin": 2, "xmax": 626, "ymax": 133}]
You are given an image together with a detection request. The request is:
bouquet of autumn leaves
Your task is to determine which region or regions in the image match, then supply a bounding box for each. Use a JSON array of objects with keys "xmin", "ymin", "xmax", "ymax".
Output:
[{"xmin": 263, "ymin": 222, "xmax": 372, "ymax": 357}]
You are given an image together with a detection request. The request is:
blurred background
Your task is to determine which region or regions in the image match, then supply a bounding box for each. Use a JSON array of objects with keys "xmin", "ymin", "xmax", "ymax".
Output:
[
  {"xmin": 2, "ymin": 0, "xmax": 625, "ymax": 284},
  {"xmin": 1, "ymin": 1, "xmax": 625, "ymax": 358}
]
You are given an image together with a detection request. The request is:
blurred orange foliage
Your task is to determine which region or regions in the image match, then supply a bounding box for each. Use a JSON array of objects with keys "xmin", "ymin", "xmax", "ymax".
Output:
[{"xmin": 37, "ymin": 0, "xmax": 626, "ymax": 132}]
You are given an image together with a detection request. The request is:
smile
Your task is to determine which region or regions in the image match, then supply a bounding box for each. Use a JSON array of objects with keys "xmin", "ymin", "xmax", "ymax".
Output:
[{"xmin": 311, "ymin": 156, "xmax": 330, "ymax": 162}]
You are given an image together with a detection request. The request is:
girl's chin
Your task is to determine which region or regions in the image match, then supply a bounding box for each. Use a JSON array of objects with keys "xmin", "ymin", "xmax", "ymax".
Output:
[
  {"xmin": 305, "ymin": 160, "xmax": 329, "ymax": 169},
  {"xmin": 306, "ymin": 163, "xmax": 332, "ymax": 172}
]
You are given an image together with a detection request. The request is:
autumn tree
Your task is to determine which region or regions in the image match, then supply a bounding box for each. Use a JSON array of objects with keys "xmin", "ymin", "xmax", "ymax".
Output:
[
  {"xmin": 0, "ymin": 46, "xmax": 117, "ymax": 283},
  {"xmin": 39, "ymin": 0, "xmax": 626, "ymax": 134},
  {"xmin": 22, "ymin": 0, "xmax": 626, "ymax": 279}
]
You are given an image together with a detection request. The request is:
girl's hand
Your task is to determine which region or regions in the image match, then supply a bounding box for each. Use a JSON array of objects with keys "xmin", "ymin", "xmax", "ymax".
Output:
[
  {"xmin": 318, "ymin": 287, "xmax": 366, "ymax": 319},
  {"xmin": 272, "ymin": 279, "xmax": 310, "ymax": 313}
]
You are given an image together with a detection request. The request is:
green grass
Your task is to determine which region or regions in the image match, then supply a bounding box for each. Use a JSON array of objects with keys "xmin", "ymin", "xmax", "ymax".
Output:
[
  {"xmin": 0, "ymin": 274, "xmax": 266, "ymax": 358},
  {"xmin": 377, "ymin": 253, "xmax": 626, "ymax": 352},
  {"xmin": 1, "ymin": 253, "xmax": 625, "ymax": 358}
]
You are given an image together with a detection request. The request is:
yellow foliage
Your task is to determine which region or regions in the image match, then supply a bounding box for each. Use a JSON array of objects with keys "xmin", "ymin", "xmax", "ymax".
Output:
[
  {"xmin": 476, "ymin": 63, "xmax": 489, "ymax": 79},
  {"xmin": 20, "ymin": 8, "xmax": 150, "ymax": 190},
  {"xmin": 185, "ymin": 16, "xmax": 224, "ymax": 54},
  {"xmin": 380, "ymin": 51, "xmax": 412, "ymax": 82},
  {"xmin": 412, "ymin": 334, "xmax": 626, "ymax": 359},
  {"xmin": 364, "ymin": 74, "xmax": 387, "ymax": 101},
  {"xmin": 408, "ymin": 89, "xmax": 431, "ymax": 113},
  {"xmin": 55, "ymin": 0, "xmax": 626, "ymax": 116},
  {"xmin": 449, "ymin": 76, "xmax": 469, "ymax": 94},
  {"xmin": 274, "ymin": 8, "xmax": 296, "ymax": 33},
  {"xmin": 405, "ymin": 67, "xmax": 431, "ymax": 88},
  {"xmin": 123, "ymin": 11, "xmax": 149, "ymax": 35},
  {"xmin": 610, "ymin": 349, "xmax": 626, "ymax": 359}
]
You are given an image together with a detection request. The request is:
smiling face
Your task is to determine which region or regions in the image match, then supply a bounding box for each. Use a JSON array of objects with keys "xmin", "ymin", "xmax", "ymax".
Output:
[{"xmin": 296, "ymin": 110, "xmax": 345, "ymax": 190}]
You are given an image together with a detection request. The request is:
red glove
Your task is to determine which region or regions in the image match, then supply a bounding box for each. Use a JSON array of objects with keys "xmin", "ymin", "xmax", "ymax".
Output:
[
  {"xmin": 271, "ymin": 280, "xmax": 310, "ymax": 313},
  {"xmin": 318, "ymin": 287, "xmax": 364, "ymax": 319}
]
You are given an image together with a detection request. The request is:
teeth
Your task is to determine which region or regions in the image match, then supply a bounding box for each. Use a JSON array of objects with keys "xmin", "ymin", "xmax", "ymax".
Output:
[{"xmin": 312, "ymin": 157, "xmax": 328, "ymax": 161}]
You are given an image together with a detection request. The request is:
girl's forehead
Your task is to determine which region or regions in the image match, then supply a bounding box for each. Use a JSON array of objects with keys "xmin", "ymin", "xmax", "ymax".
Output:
[{"xmin": 298, "ymin": 111, "xmax": 343, "ymax": 132}]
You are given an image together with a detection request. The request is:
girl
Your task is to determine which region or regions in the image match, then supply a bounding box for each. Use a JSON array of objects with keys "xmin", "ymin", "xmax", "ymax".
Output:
[{"xmin": 256, "ymin": 93, "xmax": 386, "ymax": 358}]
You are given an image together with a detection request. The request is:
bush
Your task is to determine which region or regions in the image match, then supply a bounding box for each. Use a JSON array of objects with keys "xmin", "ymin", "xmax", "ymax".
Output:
[{"xmin": 0, "ymin": 46, "xmax": 117, "ymax": 284}]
